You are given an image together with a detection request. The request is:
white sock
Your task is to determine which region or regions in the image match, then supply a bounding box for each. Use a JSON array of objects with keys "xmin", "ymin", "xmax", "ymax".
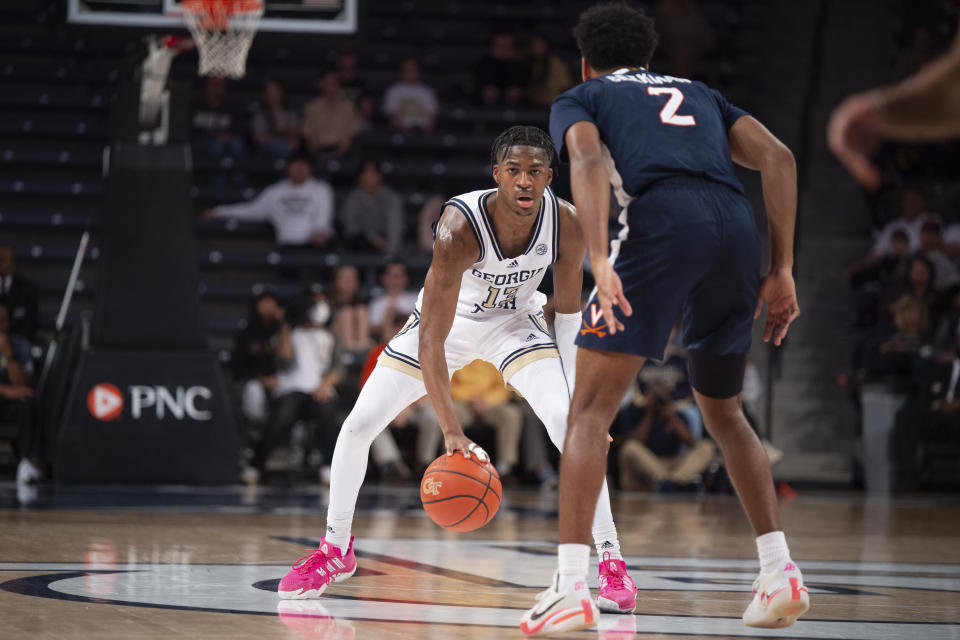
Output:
[
  {"xmin": 324, "ymin": 508, "xmax": 353, "ymax": 552},
  {"xmin": 592, "ymin": 525, "xmax": 623, "ymax": 561},
  {"xmin": 557, "ymin": 543, "xmax": 590, "ymax": 591},
  {"xmin": 756, "ymin": 531, "xmax": 791, "ymax": 574}
]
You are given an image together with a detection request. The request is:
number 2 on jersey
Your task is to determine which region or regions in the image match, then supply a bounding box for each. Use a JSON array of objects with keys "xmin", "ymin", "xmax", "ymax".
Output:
[{"xmin": 647, "ymin": 87, "xmax": 696, "ymax": 127}]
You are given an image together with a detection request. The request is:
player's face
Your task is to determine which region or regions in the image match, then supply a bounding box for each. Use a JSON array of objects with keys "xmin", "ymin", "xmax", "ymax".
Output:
[{"xmin": 493, "ymin": 146, "xmax": 553, "ymax": 216}]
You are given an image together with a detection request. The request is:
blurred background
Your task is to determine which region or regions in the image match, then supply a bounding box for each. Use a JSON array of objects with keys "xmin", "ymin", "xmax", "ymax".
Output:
[{"xmin": 2, "ymin": 0, "xmax": 959, "ymax": 500}]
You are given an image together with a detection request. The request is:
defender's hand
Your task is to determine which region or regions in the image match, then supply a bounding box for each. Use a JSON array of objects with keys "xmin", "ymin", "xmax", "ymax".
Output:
[
  {"xmin": 591, "ymin": 261, "xmax": 632, "ymax": 335},
  {"xmin": 443, "ymin": 431, "xmax": 489, "ymax": 463},
  {"xmin": 755, "ymin": 268, "xmax": 800, "ymax": 346},
  {"xmin": 827, "ymin": 92, "xmax": 883, "ymax": 191}
]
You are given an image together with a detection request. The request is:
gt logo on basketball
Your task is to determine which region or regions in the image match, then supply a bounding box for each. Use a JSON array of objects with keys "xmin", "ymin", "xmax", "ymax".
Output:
[
  {"xmin": 87, "ymin": 383, "xmax": 124, "ymax": 421},
  {"xmin": 422, "ymin": 477, "xmax": 442, "ymax": 496}
]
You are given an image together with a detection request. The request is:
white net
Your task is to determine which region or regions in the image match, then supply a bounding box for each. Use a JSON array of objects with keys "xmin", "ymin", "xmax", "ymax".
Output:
[{"xmin": 183, "ymin": 1, "xmax": 262, "ymax": 79}]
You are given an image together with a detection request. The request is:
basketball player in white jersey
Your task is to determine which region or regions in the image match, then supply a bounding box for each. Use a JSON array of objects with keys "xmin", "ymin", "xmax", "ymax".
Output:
[{"xmin": 277, "ymin": 126, "xmax": 638, "ymax": 614}]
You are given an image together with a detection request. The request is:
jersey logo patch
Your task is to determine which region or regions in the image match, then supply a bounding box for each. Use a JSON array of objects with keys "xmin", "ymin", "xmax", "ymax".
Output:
[
  {"xmin": 507, "ymin": 259, "xmax": 519, "ymax": 268},
  {"xmin": 525, "ymin": 333, "xmax": 537, "ymax": 342},
  {"xmin": 580, "ymin": 304, "xmax": 608, "ymax": 338},
  {"xmin": 535, "ymin": 243, "xmax": 547, "ymax": 256}
]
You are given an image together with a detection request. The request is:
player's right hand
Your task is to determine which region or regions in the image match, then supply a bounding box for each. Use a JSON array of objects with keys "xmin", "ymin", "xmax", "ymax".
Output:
[
  {"xmin": 592, "ymin": 261, "xmax": 632, "ymax": 335},
  {"xmin": 443, "ymin": 431, "xmax": 489, "ymax": 463},
  {"xmin": 755, "ymin": 268, "xmax": 800, "ymax": 347}
]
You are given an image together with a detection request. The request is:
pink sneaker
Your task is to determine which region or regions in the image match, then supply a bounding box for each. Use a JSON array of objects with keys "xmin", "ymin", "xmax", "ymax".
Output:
[
  {"xmin": 596, "ymin": 552, "xmax": 637, "ymax": 613},
  {"xmin": 278, "ymin": 536, "xmax": 357, "ymax": 600}
]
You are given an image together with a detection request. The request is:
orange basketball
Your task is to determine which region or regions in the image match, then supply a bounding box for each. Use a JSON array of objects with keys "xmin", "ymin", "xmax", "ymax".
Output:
[{"xmin": 420, "ymin": 453, "xmax": 502, "ymax": 532}]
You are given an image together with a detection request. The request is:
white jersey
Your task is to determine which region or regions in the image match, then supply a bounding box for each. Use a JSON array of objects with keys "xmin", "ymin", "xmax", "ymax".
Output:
[{"xmin": 416, "ymin": 187, "xmax": 560, "ymax": 319}]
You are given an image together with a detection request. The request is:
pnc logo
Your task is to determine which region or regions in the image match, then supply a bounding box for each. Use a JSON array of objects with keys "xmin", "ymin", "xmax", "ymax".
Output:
[
  {"xmin": 87, "ymin": 383, "xmax": 124, "ymax": 421},
  {"xmin": 85, "ymin": 383, "xmax": 214, "ymax": 422},
  {"xmin": 421, "ymin": 476, "xmax": 443, "ymax": 496}
]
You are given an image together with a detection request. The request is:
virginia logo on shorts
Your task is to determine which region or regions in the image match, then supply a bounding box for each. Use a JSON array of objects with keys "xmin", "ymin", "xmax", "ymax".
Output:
[
  {"xmin": 580, "ymin": 304, "xmax": 608, "ymax": 338},
  {"xmin": 422, "ymin": 476, "xmax": 443, "ymax": 496}
]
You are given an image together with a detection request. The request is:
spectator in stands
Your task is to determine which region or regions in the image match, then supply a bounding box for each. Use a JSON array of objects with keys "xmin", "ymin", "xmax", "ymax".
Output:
[
  {"xmin": 919, "ymin": 219, "xmax": 960, "ymax": 291},
  {"xmin": 863, "ymin": 295, "xmax": 930, "ymax": 386},
  {"xmin": 0, "ymin": 247, "xmax": 38, "ymax": 341},
  {"xmin": 383, "ymin": 58, "xmax": 438, "ymax": 133},
  {"xmin": 330, "ymin": 264, "xmax": 371, "ymax": 358},
  {"xmin": 475, "ymin": 32, "xmax": 525, "ymax": 106},
  {"xmin": 850, "ymin": 229, "xmax": 911, "ymax": 329},
  {"xmin": 243, "ymin": 291, "xmax": 343, "ymax": 484},
  {"xmin": 881, "ymin": 254, "xmax": 937, "ymax": 325},
  {"xmin": 339, "ymin": 161, "xmax": 405, "ymax": 255},
  {"xmin": 303, "ymin": 71, "xmax": 363, "ymax": 166},
  {"xmin": 204, "ymin": 154, "xmax": 335, "ymax": 248},
  {"xmin": 873, "ymin": 188, "xmax": 935, "ymax": 255},
  {"xmin": 368, "ymin": 260, "xmax": 418, "ymax": 340},
  {"xmin": 233, "ymin": 292, "xmax": 288, "ymax": 427},
  {"xmin": 0, "ymin": 303, "xmax": 38, "ymax": 486},
  {"xmin": 892, "ymin": 327, "xmax": 960, "ymax": 491},
  {"xmin": 337, "ymin": 50, "xmax": 374, "ymax": 124},
  {"xmin": 417, "ymin": 192, "xmax": 446, "ymax": 254},
  {"xmin": 616, "ymin": 381, "xmax": 715, "ymax": 491},
  {"xmin": 527, "ymin": 34, "xmax": 573, "ymax": 108},
  {"xmin": 191, "ymin": 76, "xmax": 245, "ymax": 185},
  {"xmin": 450, "ymin": 359, "xmax": 524, "ymax": 479},
  {"xmin": 656, "ymin": 0, "xmax": 715, "ymax": 79},
  {"xmin": 250, "ymin": 80, "xmax": 301, "ymax": 159}
]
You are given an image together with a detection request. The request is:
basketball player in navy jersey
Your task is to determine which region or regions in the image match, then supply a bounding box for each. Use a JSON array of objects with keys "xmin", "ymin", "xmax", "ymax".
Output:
[
  {"xmin": 276, "ymin": 126, "xmax": 639, "ymax": 614},
  {"xmin": 521, "ymin": 4, "xmax": 808, "ymax": 635}
]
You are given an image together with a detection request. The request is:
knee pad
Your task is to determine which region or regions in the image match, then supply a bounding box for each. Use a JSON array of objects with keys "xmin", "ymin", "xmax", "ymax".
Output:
[{"xmin": 687, "ymin": 350, "xmax": 746, "ymax": 399}]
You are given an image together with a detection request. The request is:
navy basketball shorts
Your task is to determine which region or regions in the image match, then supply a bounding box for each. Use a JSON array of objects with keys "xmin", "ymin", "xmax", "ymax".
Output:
[{"xmin": 577, "ymin": 178, "xmax": 762, "ymax": 397}]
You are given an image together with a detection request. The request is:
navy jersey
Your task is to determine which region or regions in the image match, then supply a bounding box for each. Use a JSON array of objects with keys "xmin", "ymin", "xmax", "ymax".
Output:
[{"xmin": 549, "ymin": 68, "xmax": 749, "ymax": 198}]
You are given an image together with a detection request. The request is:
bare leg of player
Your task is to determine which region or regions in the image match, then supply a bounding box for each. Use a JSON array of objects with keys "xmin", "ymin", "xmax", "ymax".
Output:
[
  {"xmin": 521, "ymin": 348, "xmax": 642, "ymax": 636},
  {"xmin": 510, "ymin": 357, "xmax": 639, "ymax": 613},
  {"xmin": 692, "ymin": 390, "xmax": 808, "ymax": 628},
  {"xmin": 559, "ymin": 348, "xmax": 643, "ymax": 546},
  {"xmin": 692, "ymin": 391, "xmax": 779, "ymax": 533}
]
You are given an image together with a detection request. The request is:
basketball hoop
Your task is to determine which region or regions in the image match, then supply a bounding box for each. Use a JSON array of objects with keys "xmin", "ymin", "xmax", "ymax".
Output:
[{"xmin": 182, "ymin": 0, "xmax": 262, "ymax": 79}]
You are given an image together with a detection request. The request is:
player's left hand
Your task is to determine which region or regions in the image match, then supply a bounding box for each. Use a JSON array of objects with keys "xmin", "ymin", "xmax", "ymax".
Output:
[
  {"xmin": 592, "ymin": 261, "xmax": 632, "ymax": 335},
  {"xmin": 827, "ymin": 92, "xmax": 883, "ymax": 190},
  {"xmin": 755, "ymin": 268, "xmax": 800, "ymax": 347},
  {"xmin": 443, "ymin": 432, "xmax": 489, "ymax": 463}
]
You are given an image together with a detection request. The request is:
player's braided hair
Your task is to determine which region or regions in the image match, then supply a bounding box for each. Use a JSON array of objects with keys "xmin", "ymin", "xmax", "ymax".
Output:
[
  {"xmin": 490, "ymin": 125, "xmax": 557, "ymax": 167},
  {"xmin": 574, "ymin": 2, "xmax": 658, "ymax": 72}
]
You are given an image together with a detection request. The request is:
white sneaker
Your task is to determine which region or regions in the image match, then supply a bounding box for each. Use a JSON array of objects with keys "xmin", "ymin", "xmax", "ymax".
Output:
[
  {"xmin": 520, "ymin": 571, "xmax": 599, "ymax": 636},
  {"xmin": 17, "ymin": 459, "xmax": 39, "ymax": 485},
  {"xmin": 743, "ymin": 561, "xmax": 809, "ymax": 628}
]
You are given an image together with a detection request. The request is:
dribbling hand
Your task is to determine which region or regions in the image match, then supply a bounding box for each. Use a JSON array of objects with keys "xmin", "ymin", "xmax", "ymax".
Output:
[
  {"xmin": 755, "ymin": 268, "xmax": 800, "ymax": 347},
  {"xmin": 592, "ymin": 261, "xmax": 632, "ymax": 335},
  {"xmin": 443, "ymin": 431, "xmax": 489, "ymax": 463}
]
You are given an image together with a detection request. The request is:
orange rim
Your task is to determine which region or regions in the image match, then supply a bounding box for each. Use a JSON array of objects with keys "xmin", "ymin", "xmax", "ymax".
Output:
[{"xmin": 182, "ymin": 0, "xmax": 262, "ymax": 30}]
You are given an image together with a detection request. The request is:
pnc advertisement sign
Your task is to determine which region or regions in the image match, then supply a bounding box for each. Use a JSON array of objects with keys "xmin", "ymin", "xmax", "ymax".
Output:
[
  {"xmin": 58, "ymin": 350, "xmax": 238, "ymax": 484},
  {"xmin": 86, "ymin": 383, "xmax": 213, "ymax": 422}
]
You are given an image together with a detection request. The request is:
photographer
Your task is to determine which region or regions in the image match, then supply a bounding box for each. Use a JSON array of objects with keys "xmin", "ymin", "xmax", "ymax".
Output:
[
  {"xmin": 617, "ymin": 381, "xmax": 715, "ymax": 491},
  {"xmin": 0, "ymin": 302, "xmax": 38, "ymax": 484}
]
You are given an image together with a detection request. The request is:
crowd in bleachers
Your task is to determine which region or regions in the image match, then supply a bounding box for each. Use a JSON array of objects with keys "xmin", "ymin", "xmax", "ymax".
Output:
[
  {"xmin": 0, "ymin": 0, "xmax": 767, "ymax": 490},
  {"xmin": 848, "ymin": 5, "xmax": 960, "ymax": 490}
]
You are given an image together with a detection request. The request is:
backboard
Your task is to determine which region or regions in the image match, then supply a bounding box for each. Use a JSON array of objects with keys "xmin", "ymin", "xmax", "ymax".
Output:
[{"xmin": 67, "ymin": 0, "xmax": 358, "ymax": 34}]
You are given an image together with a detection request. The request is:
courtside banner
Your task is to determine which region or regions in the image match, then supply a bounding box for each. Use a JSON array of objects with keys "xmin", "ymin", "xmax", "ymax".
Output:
[{"xmin": 56, "ymin": 350, "xmax": 238, "ymax": 484}]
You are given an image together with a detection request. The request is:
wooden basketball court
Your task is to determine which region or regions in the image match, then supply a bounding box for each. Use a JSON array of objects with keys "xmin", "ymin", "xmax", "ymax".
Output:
[{"xmin": 1, "ymin": 485, "xmax": 958, "ymax": 639}]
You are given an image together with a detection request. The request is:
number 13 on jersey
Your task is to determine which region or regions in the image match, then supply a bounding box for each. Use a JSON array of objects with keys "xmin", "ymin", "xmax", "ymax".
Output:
[{"xmin": 648, "ymin": 87, "xmax": 696, "ymax": 127}]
